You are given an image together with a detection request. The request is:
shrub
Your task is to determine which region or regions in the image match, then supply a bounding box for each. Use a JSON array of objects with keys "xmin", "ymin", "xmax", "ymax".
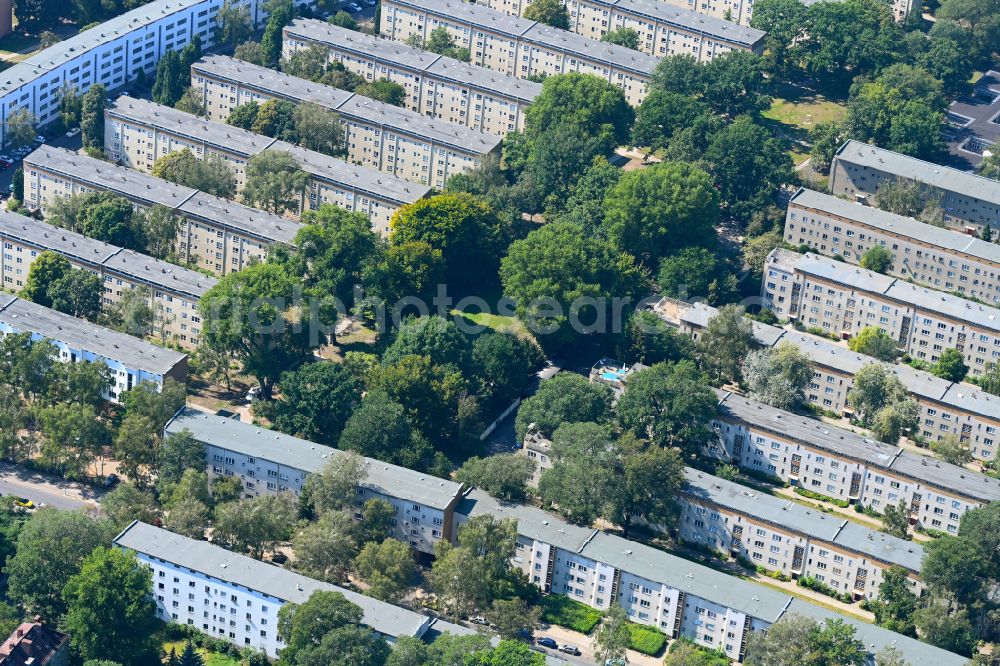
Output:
[
  {"xmin": 538, "ymin": 595, "xmax": 602, "ymax": 634},
  {"xmin": 794, "ymin": 487, "xmax": 850, "ymax": 508},
  {"xmin": 798, "ymin": 576, "xmax": 853, "ymax": 603},
  {"xmin": 627, "ymin": 623, "xmax": 667, "ymax": 656}
]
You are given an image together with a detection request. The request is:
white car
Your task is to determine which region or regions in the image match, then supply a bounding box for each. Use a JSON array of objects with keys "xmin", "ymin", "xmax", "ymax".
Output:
[
  {"xmin": 33, "ymin": 135, "xmax": 44, "ymax": 144},
  {"xmin": 347, "ymin": 2, "xmax": 362, "ymax": 10},
  {"xmin": 246, "ymin": 385, "xmax": 261, "ymax": 402},
  {"xmin": 65, "ymin": 127, "xmax": 81, "ymax": 137}
]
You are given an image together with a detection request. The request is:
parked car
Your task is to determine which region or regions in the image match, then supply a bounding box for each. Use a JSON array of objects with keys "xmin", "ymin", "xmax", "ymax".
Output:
[
  {"xmin": 0, "ymin": 154, "xmax": 11, "ymax": 163},
  {"xmin": 14, "ymin": 498, "xmax": 34, "ymax": 509},
  {"xmin": 536, "ymin": 637, "xmax": 558, "ymax": 649},
  {"xmin": 103, "ymin": 473, "xmax": 120, "ymax": 488},
  {"xmin": 363, "ymin": 0, "xmax": 377, "ymax": 6},
  {"xmin": 0, "ymin": 159, "xmax": 11, "ymax": 169},
  {"xmin": 558, "ymin": 645, "xmax": 581, "ymax": 656},
  {"xmin": 347, "ymin": 2, "xmax": 362, "ymax": 10},
  {"xmin": 246, "ymin": 385, "xmax": 261, "ymax": 402},
  {"xmin": 470, "ymin": 616, "xmax": 489, "ymax": 625},
  {"xmin": 33, "ymin": 135, "xmax": 44, "ymax": 144},
  {"xmin": 65, "ymin": 127, "xmax": 81, "ymax": 137}
]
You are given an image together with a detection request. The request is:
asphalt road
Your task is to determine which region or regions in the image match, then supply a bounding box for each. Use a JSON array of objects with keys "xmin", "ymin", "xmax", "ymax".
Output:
[{"xmin": 0, "ymin": 473, "xmax": 92, "ymax": 510}]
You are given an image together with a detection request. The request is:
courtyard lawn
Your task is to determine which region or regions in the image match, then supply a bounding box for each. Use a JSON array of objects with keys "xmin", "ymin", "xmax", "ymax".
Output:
[
  {"xmin": 161, "ymin": 641, "xmax": 242, "ymax": 666},
  {"xmin": 761, "ymin": 83, "xmax": 848, "ymax": 167}
]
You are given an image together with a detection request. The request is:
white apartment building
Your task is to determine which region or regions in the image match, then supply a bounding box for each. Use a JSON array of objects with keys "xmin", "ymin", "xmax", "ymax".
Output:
[
  {"xmin": 520, "ymin": 428, "xmax": 552, "ymax": 487},
  {"xmin": 655, "ymin": 298, "xmax": 1000, "ymax": 461},
  {"xmin": 24, "ymin": 146, "xmax": 300, "ymax": 276},
  {"xmin": 151, "ymin": 404, "xmax": 966, "ymax": 664},
  {"xmin": 0, "ymin": 210, "xmax": 215, "ymax": 348},
  {"xmin": 379, "ymin": 0, "xmax": 660, "ymax": 105},
  {"xmin": 830, "ymin": 140, "xmax": 1000, "ymax": 235},
  {"xmin": 455, "ymin": 488, "xmax": 961, "ymax": 665},
  {"xmin": 0, "ymin": 0, "xmax": 317, "ymax": 147},
  {"xmin": 105, "ymin": 97, "xmax": 430, "ymax": 235},
  {"xmin": 784, "ymin": 188, "xmax": 1000, "ymax": 305},
  {"xmin": 0, "ymin": 294, "xmax": 187, "ymax": 402},
  {"xmin": 712, "ymin": 389, "xmax": 1000, "ymax": 536},
  {"xmin": 164, "ymin": 408, "xmax": 464, "ymax": 555},
  {"xmin": 114, "ymin": 521, "xmax": 433, "ymax": 658},
  {"xmin": 678, "ymin": 468, "xmax": 924, "ymax": 599},
  {"xmin": 190, "ymin": 56, "xmax": 503, "ymax": 190},
  {"xmin": 281, "ymin": 21, "xmax": 541, "ymax": 135},
  {"xmin": 763, "ymin": 248, "xmax": 1000, "ymax": 375},
  {"xmin": 471, "ymin": 0, "xmax": 763, "ymax": 55}
]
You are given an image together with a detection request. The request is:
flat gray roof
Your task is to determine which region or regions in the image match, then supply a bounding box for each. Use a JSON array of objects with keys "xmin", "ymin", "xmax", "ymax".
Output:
[
  {"xmin": 790, "ymin": 188, "xmax": 1000, "ymax": 267},
  {"xmin": 831, "ymin": 521, "xmax": 924, "ymax": 572},
  {"xmin": 581, "ymin": 531, "xmax": 794, "ymax": 623},
  {"xmin": 284, "ymin": 20, "xmax": 542, "ymax": 103},
  {"xmin": 178, "ymin": 192, "xmax": 301, "ymax": 245},
  {"xmin": 114, "ymin": 521, "xmax": 431, "ymax": 639},
  {"xmin": 109, "ymin": 97, "xmax": 279, "ymax": 156},
  {"xmin": 101, "ymin": 249, "xmax": 216, "ymax": 299},
  {"xmin": 164, "ymin": 408, "xmax": 464, "ymax": 510},
  {"xmin": 458, "ymin": 488, "xmax": 597, "ymax": 553},
  {"xmin": 268, "ymin": 140, "xmax": 430, "ymax": 205},
  {"xmin": 285, "ymin": 19, "xmax": 443, "ymax": 71},
  {"xmin": 192, "ymin": 56, "xmax": 502, "ymax": 155},
  {"xmin": 391, "ymin": 0, "xmax": 535, "ymax": 36},
  {"xmin": 834, "ymin": 139, "xmax": 1000, "ymax": 207},
  {"xmin": 613, "ymin": 0, "xmax": 764, "ymax": 46},
  {"xmin": 0, "ymin": 296, "xmax": 186, "ymax": 375},
  {"xmin": 678, "ymin": 301, "xmax": 786, "ymax": 346},
  {"xmin": 522, "ymin": 24, "xmax": 659, "ymax": 76},
  {"xmin": 26, "ymin": 146, "xmax": 198, "ymax": 209},
  {"xmin": 889, "ymin": 449, "xmax": 1000, "ymax": 502},
  {"xmin": 772, "ymin": 248, "xmax": 1000, "ymax": 333},
  {"xmin": 0, "ymin": 209, "xmax": 121, "ymax": 266},
  {"xmin": 27, "ymin": 146, "xmax": 301, "ymax": 246},
  {"xmin": 683, "ymin": 468, "xmax": 845, "ymax": 541}
]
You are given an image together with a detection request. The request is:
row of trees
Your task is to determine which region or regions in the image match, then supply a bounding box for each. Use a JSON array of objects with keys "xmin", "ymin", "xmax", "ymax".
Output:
[
  {"xmin": 226, "ymin": 99, "xmax": 344, "ymax": 156},
  {"xmin": 279, "ymin": 43, "xmax": 407, "ymax": 106}
]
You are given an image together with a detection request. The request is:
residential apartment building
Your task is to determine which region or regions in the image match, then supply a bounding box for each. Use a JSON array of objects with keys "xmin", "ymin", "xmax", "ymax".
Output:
[
  {"xmin": 0, "ymin": 294, "xmax": 187, "ymax": 403},
  {"xmin": 711, "ymin": 389, "xmax": 1000, "ymax": 535},
  {"xmin": 655, "ymin": 298, "xmax": 1000, "ymax": 461},
  {"xmin": 24, "ymin": 146, "xmax": 300, "ymax": 276},
  {"xmin": 678, "ymin": 468, "xmax": 923, "ymax": 599},
  {"xmin": 456, "ymin": 488, "xmax": 961, "ymax": 665},
  {"xmin": 190, "ymin": 56, "xmax": 502, "ymax": 189},
  {"xmin": 521, "ymin": 428, "xmax": 552, "ymax": 487},
  {"xmin": 156, "ymin": 404, "xmax": 964, "ymax": 664},
  {"xmin": 164, "ymin": 408, "xmax": 464, "ymax": 555},
  {"xmin": 378, "ymin": 0, "xmax": 660, "ymax": 105},
  {"xmin": 105, "ymin": 97, "xmax": 430, "ymax": 235},
  {"xmin": 0, "ymin": 0, "xmax": 316, "ymax": 147},
  {"xmin": 281, "ymin": 21, "xmax": 541, "ymax": 135},
  {"xmin": 114, "ymin": 521, "xmax": 433, "ymax": 658},
  {"xmin": 784, "ymin": 188, "xmax": 1000, "ymax": 304},
  {"xmin": 471, "ymin": 0, "xmax": 763, "ymax": 56},
  {"xmin": 763, "ymin": 248, "xmax": 1000, "ymax": 375},
  {"xmin": 830, "ymin": 140, "xmax": 1000, "ymax": 235},
  {"xmin": 0, "ymin": 211, "xmax": 215, "ymax": 348}
]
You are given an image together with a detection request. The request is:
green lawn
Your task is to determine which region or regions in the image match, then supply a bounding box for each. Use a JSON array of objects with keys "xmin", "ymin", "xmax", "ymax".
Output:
[
  {"xmin": 450, "ymin": 308, "xmax": 531, "ymax": 339},
  {"xmin": 761, "ymin": 84, "xmax": 848, "ymax": 167},
  {"xmin": 161, "ymin": 641, "xmax": 241, "ymax": 666}
]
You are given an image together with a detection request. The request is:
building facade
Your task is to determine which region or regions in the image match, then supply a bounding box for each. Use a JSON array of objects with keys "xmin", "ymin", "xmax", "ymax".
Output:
[
  {"xmin": 378, "ymin": 0, "xmax": 660, "ymax": 105},
  {"xmin": 164, "ymin": 408, "xmax": 464, "ymax": 555},
  {"xmin": 24, "ymin": 146, "xmax": 300, "ymax": 276},
  {"xmin": 105, "ymin": 97, "xmax": 430, "ymax": 235},
  {"xmin": 829, "ymin": 140, "xmax": 1000, "ymax": 235},
  {"xmin": 783, "ymin": 188, "xmax": 1000, "ymax": 304},
  {"xmin": 655, "ymin": 298, "xmax": 1000, "ymax": 461},
  {"xmin": 470, "ymin": 0, "xmax": 763, "ymax": 55},
  {"xmin": 190, "ymin": 56, "xmax": 502, "ymax": 190},
  {"xmin": 677, "ymin": 468, "xmax": 924, "ymax": 599},
  {"xmin": 711, "ymin": 389, "xmax": 1000, "ymax": 536},
  {"xmin": 281, "ymin": 20, "xmax": 541, "ymax": 135},
  {"xmin": 0, "ymin": 210, "xmax": 215, "ymax": 348},
  {"xmin": 0, "ymin": 294, "xmax": 187, "ymax": 402},
  {"xmin": 0, "ymin": 0, "xmax": 317, "ymax": 147},
  {"xmin": 114, "ymin": 521, "xmax": 433, "ymax": 658},
  {"xmin": 763, "ymin": 248, "xmax": 1000, "ymax": 376}
]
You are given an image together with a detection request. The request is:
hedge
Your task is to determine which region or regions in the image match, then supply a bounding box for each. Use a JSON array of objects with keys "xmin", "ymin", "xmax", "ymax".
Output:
[
  {"xmin": 538, "ymin": 595, "xmax": 602, "ymax": 634},
  {"xmin": 794, "ymin": 487, "xmax": 850, "ymax": 508},
  {"xmin": 628, "ymin": 623, "xmax": 667, "ymax": 656}
]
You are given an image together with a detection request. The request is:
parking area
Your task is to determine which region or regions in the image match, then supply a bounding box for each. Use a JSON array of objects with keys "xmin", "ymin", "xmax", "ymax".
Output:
[{"xmin": 0, "ymin": 129, "xmax": 83, "ymax": 201}]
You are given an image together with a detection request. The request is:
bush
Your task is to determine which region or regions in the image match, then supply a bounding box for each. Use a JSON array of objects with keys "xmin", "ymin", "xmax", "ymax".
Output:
[
  {"xmin": 755, "ymin": 565, "xmax": 790, "ymax": 582},
  {"xmin": 538, "ymin": 595, "xmax": 602, "ymax": 634},
  {"xmin": 794, "ymin": 487, "xmax": 850, "ymax": 508},
  {"xmin": 798, "ymin": 576, "xmax": 853, "ymax": 604},
  {"xmin": 627, "ymin": 623, "xmax": 667, "ymax": 656}
]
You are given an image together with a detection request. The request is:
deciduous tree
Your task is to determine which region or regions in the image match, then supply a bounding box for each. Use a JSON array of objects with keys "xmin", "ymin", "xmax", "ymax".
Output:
[
  {"xmin": 514, "ymin": 371, "xmax": 613, "ymax": 441},
  {"xmin": 353, "ymin": 538, "xmax": 414, "ymax": 602},
  {"xmin": 242, "ymin": 150, "xmax": 308, "ymax": 214}
]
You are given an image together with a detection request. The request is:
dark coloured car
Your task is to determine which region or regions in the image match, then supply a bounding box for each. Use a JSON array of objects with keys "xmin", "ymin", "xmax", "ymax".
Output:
[{"xmin": 536, "ymin": 637, "xmax": 558, "ymax": 649}]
